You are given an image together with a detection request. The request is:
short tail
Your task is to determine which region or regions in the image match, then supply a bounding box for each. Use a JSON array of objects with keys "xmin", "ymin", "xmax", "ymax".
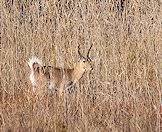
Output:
[
  {"xmin": 28, "ymin": 56, "xmax": 43, "ymax": 71},
  {"xmin": 28, "ymin": 56, "xmax": 43, "ymax": 88}
]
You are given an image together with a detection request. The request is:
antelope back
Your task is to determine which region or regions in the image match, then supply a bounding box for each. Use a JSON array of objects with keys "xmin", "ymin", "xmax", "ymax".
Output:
[{"xmin": 49, "ymin": 67, "xmax": 74, "ymax": 88}]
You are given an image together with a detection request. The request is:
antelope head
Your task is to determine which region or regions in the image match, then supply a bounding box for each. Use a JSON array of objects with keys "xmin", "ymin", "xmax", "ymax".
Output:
[
  {"xmin": 78, "ymin": 44, "xmax": 93, "ymax": 70},
  {"xmin": 72, "ymin": 44, "xmax": 93, "ymax": 84}
]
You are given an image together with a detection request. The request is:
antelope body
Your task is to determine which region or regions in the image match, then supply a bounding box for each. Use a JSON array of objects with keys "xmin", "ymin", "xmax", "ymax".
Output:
[{"xmin": 28, "ymin": 45, "xmax": 92, "ymax": 95}]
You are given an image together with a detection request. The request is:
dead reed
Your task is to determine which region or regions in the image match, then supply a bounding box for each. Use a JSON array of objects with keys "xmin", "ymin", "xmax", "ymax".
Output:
[{"xmin": 1, "ymin": 0, "xmax": 162, "ymax": 131}]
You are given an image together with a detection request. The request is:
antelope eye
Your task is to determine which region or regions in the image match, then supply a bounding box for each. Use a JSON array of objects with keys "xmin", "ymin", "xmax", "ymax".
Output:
[{"xmin": 83, "ymin": 60, "xmax": 86, "ymax": 63}]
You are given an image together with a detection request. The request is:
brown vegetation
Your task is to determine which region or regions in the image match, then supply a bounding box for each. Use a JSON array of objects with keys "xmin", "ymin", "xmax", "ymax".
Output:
[{"xmin": 1, "ymin": 0, "xmax": 162, "ymax": 131}]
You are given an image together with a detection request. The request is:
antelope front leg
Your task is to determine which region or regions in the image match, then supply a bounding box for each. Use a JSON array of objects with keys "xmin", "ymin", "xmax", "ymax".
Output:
[
  {"xmin": 59, "ymin": 79, "xmax": 66, "ymax": 97},
  {"xmin": 66, "ymin": 81, "xmax": 75, "ymax": 94}
]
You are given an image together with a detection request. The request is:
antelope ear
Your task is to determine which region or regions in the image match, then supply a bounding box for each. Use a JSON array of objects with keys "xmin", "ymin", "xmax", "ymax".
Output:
[{"xmin": 33, "ymin": 62, "xmax": 40, "ymax": 73}]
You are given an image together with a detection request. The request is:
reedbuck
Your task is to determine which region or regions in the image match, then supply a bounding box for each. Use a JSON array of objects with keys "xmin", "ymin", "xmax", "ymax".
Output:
[{"xmin": 28, "ymin": 45, "xmax": 93, "ymax": 96}]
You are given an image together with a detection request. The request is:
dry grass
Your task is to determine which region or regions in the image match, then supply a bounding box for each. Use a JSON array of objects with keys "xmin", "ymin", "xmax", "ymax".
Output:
[{"xmin": 1, "ymin": 0, "xmax": 162, "ymax": 131}]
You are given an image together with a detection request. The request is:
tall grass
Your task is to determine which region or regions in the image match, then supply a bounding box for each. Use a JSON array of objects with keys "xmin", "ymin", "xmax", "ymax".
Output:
[{"xmin": 1, "ymin": 0, "xmax": 162, "ymax": 131}]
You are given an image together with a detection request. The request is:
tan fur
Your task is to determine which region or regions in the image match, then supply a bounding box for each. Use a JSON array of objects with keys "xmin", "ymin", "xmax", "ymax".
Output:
[
  {"xmin": 28, "ymin": 45, "xmax": 93, "ymax": 96},
  {"xmin": 29, "ymin": 58, "xmax": 92, "ymax": 96}
]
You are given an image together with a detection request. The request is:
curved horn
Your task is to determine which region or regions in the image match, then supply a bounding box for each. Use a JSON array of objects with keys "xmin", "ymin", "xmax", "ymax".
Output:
[
  {"xmin": 87, "ymin": 44, "xmax": 93, "ymax": 61},
  {"xmin": 78, "ymin": 45, "xmax": 84, "ymax": 58}
]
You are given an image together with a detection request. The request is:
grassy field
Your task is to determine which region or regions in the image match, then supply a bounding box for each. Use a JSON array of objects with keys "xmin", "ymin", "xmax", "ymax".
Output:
[{"xmin": 1, "ymin": 0, "xmax": 162, "ymax": 131}]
